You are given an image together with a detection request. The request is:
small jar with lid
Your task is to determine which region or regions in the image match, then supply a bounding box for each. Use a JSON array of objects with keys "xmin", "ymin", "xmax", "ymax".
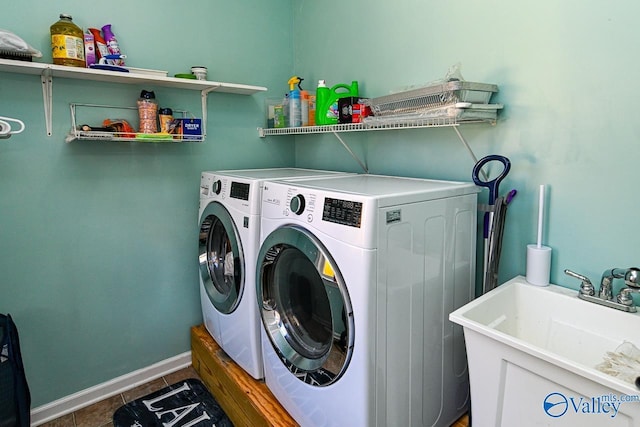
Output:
[
  {"xmin": 158, "ymin": 108, "xmax": 174, "ymax": 133},
  {"xmin": 137, "ymin": 90, "xmax": 158, "ymax": 133},
  {"xmin": 190, "ymin": 66, "xmax": 207, "ymax": 80}
]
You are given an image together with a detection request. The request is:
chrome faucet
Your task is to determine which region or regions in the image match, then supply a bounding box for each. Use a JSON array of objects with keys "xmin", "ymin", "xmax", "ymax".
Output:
[
  {"xmin": 564, "ymin": 269, "xmax": 595, "ymax": 296},
  {"xmin": 564, "ymin": 267, "xmax": 640, "ymax": 313},
  {"xmin": 599, "ymin": 268, "xmax": 630, "ymax": 300},
  {"xmin": 616, "ymin": 267, "xmax": 640, "ymax": 307}
]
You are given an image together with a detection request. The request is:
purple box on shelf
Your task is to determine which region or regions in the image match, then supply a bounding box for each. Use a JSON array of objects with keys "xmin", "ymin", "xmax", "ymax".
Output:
[{"xmin": 84, "ymin": 32, "xmax": 96, "ymax": 67}]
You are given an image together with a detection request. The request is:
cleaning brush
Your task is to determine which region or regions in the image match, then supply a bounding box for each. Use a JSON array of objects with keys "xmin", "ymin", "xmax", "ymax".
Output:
[{"xmin": 0, "ymin": 49, "xmax": 32, "ymax": 62}]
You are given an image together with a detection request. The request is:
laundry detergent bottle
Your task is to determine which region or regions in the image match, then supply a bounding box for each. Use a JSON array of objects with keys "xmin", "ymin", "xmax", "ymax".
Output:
[
  {"xmin": 50, "ymin": 14, "xmax": 85, "ymax": 67},
  {"xmin": 315, "ymin": 80, "xmax": 359, "ymax": 125}
]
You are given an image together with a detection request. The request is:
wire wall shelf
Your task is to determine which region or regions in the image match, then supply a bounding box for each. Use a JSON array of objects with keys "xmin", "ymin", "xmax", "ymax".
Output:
[
  {"xmin": 66, "ymin": 103, "xmax": 203, "ymax": 143},
  {"xmin": 258, "ymin": 117, "xmax": 495, "ymax": 138}
]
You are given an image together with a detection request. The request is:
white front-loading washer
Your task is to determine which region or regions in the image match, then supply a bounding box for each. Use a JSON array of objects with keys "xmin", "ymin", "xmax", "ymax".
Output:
[
  {"xmin": 256, "ymin": 174, "xmax": 480, "ymax": 426},
  {"xmin": 198, "ymin": 168, "xmax": 353, "ymax": 379}
]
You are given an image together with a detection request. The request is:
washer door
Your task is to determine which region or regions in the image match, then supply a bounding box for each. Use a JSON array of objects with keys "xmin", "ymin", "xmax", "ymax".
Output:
[
  {"xmin": 257, "ymin": 225, "xmax": 354, "ymax": 386},
  {"xmin": 198, "ymin": 202, "xmax": 244, "ymax": 314}
]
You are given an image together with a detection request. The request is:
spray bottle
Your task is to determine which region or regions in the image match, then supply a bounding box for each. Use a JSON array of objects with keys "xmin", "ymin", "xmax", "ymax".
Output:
[
  {"xmin": 288, "ymin": 76, "xmax": 302, "ymax": 128},
  {"xmin": 101, "ymin": 24, "xmax": 124, "ymax": 66}
]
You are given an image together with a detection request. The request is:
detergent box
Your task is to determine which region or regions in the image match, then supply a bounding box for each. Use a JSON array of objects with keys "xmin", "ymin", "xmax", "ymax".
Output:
[{"xmin": 170, "ymin": 118, "xmax": 202, "ymax": 141}]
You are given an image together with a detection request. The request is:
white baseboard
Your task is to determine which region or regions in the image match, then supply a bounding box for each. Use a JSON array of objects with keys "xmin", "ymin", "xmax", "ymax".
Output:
[{"xmin": 30, "ymin": 351, "xmax": 192, "ymax": 426}]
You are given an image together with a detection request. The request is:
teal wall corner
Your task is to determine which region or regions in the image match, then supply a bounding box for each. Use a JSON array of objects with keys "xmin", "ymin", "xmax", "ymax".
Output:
[{"xmin": 0, "ymin": 0, "xmax": 294, "ymax": 407}]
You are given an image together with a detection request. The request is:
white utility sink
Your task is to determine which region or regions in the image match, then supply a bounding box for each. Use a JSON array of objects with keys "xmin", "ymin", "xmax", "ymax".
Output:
[{"xmin": 450, "ymin": 275, "xmax": 640, "ymax": 426}]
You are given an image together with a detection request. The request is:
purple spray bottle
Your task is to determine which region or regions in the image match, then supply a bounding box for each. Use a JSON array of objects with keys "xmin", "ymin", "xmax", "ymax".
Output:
[{"xmin": 101, "ymin": 24, "xmax": 124, "ymax": 65}]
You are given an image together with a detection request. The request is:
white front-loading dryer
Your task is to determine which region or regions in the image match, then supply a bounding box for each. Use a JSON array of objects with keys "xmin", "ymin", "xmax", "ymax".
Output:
[
  {"xmin": 198, "ymin": 168, "xmax": 353, "ymax": 379},
  {"xmin": 256, "ymin": 174, "xmax": 480, "ymax": 426}
]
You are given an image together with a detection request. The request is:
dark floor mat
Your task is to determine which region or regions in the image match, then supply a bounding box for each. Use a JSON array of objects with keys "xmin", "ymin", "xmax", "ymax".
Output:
[{"xmin": 113, "ymin": 378, "xmax": 233, "ymax": 427}]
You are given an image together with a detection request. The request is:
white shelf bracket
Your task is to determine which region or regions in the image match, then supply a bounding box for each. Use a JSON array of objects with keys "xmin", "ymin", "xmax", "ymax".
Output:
[
  {"xmin": 41, "ymin": 68, "xmax": 53, "ymax": 136},
  {"xmin": 332, "ymin": 131, "xmax": 368, "ymax": 173},
  {"xmin": 453, "ymin": 126, "xmax": 487, "ymax": 180},
  {"xmin": 200, "ymin": 88, "xmax": 215, "ymax": 139}
]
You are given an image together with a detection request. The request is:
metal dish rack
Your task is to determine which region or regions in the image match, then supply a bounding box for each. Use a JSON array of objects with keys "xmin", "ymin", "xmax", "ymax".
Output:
[
  {"xmin": 364, "ymin": 81, "xmax": 498, "ymax": 117},
  {"xmin": 361, "ymin": 102, "xmax": 503, "ymax": 128}
]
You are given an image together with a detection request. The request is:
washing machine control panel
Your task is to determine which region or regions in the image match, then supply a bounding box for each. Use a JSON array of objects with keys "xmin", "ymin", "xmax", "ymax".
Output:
[{"xmin": 290, "ymin": 194, "xmax": 306, "ymax": 215}]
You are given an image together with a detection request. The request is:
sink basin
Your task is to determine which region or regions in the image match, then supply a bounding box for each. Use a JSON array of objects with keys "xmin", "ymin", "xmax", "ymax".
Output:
[{"xmin": 450, "ymin": 275, "xmax": 640, "ymax": 426}]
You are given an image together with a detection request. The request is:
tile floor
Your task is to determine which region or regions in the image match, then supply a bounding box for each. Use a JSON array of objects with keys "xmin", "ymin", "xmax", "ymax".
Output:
[
  {"xmin": 37, "ymin": 364, "xmax": 470, "ymax": 427},
  {"xmin": 38, "ymin": 366, "xmax": 201, "ymax": 427}
]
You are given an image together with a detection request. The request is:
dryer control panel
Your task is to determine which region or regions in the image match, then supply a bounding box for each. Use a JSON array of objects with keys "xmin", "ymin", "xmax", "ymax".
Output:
[
  {"xmin": 230, "ymin": 181, "xmax": 250, "ymax": 200},
  {"xmin": 322, "ymin": 197, "xmax": 362, "ymax": 228},
  {"xmin": 278, "ymin": 187, "xmax": 363, "ymax": 229}
]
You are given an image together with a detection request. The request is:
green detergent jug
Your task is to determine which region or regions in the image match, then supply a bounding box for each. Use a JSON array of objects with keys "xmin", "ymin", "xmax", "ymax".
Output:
[{"xmin": 315, "ymin": 80, "xmax": 359, "ymax": 125}]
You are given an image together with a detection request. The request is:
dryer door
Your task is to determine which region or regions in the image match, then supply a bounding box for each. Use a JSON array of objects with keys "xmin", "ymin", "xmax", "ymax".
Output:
[
  {"xmin": 257, "ymin": 225, "xmax": 354, "ymax": 387},
  {"xmin": 198, "ymin": 202, "xmax": 244, "ymax": 314}
]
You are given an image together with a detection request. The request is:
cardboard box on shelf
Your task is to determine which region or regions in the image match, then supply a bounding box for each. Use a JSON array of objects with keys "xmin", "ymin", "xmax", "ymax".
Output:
[{"xmin": 170, "ymin": 118, "xmax": 202, "ymax": 140}]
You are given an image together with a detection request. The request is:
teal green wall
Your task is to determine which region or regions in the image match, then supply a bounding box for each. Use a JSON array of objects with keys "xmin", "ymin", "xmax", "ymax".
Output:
[
  {"xmin": 4, "ymin": 0, "xmax": 639, "ymax": 410},
  {"xmin": 0, "ymin": 1, "xmax": 293, "ymax": 406},
  {"xmin": 292, "ymin": 1, "xmax": 640, "ymax": 291}
]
